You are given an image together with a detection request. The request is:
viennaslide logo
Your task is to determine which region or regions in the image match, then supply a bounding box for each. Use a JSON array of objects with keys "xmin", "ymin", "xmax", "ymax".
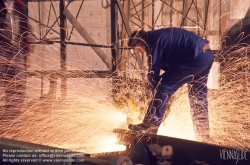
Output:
[{"xmin": 220, "ymin": 147, "xmax": 248, "ymax": 164}]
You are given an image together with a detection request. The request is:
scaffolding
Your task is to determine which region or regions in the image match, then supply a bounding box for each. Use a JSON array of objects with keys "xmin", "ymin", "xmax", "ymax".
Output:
[{"xmin": 20, "ymin": 0, "xmax": 223, "ymax": 99}]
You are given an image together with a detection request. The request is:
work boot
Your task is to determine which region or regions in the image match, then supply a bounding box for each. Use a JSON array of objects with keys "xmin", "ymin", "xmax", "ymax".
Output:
[{"xmin": 128, "ymin": 123, "xmax": 158, "ymax": 134}]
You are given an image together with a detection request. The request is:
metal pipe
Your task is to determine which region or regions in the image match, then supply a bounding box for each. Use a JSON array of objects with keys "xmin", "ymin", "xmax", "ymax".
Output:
[
  {"xmin": 142, "ymin": 0, "xmax": 145, "ymax": 29},
  {"xmin": 43, "ymin": 1, "xmax": 72, "ymax": 40},
  {"xmin": 180, "ymin": 0, "xmax": 193, "ymax": 28},
  {"xmin": 130, "ymin": 0, "xmax": 143, "ymax": 11},
  {"xmin": 111, "ymin": 0, "xmax": 117, "ymax": 72},
  {"xmin": 60, "ymin": 0, "xmax": 67, "ymax": 100},
  {"xmin": 131, "ymin": 0, "xmax": 142, "ymax": 24},
  {"xmin": 111, "ymin": 0, "xmax": 118, "ymax": 98},
  {"xmin": 130, "ymin": 17, "xmax": 153, "ymax": 29},
  {"xmin": 116, "ymin": 0, "xmax": 131, "ymax": 35},
  {"xmin": 38, "ymin": 0, "xmax": 41, "ymax": 39},
  {"xmin": 130, "ymin": 1, "xmax": 154, "ymax": 18},
  {"xmin": 170, "ymin": 0, "xmax": 174, "ymax": 26},
  {"xmin": 27, "ymin": 16, "xmax": 60, "ymax": 36},
  {"xmin": 160, "ymin": 0, "xmax": 204, "ymax": 29},
  {"xmin": 68, "ymin": 0, "xmax": 84, "ymax": 40},
  {"xmin": 153, "ymin": 1, "xmax": 165, "ymax": 27},
  {"xmin": 38, "ymin": 0, "xmax": 44, "ymax": 96},
  {"xmin": 26, "ymin": 70, "xmax": 113, "ymax": 78},
  {"xmin": 152, "ymin": 0, "xmax": 155, "ymax": 29},
  {"xmin": 63, "ymin": 7, "xmax": 112, "ymax": 69},
  {"xmin": 202, "ymin": 0, "xmax": 210, "ymax": 37},
  {"xmin": 29, "ymin": 41, "xmax": 131, "ymax": 50}
]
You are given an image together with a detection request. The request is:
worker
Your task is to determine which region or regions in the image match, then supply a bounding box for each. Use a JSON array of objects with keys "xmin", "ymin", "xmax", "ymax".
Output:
[{"xmin": 127, "ymin": 27, "xmax": 214, "ymax": 141}]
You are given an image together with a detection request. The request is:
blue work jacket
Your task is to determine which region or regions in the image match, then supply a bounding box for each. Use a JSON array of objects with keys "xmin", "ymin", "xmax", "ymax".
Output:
[{"xmin": 145, "ymin": 27, "xmax": 208, "ymax": 88}]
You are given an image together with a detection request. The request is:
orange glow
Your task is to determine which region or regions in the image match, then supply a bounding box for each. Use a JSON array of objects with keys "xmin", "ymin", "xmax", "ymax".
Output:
[{"xmin": 91, "ymin": 135, "xmax": 126, "ymax": 153}]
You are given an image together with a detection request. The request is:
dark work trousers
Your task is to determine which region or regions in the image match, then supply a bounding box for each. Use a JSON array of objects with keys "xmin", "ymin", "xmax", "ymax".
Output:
[{"xmin": 143, "ymin": 50, "xmax": 214, "ymax": 139}]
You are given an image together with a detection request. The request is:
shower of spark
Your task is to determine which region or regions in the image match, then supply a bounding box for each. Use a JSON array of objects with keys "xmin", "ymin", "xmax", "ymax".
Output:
[
  {"xmin": 158, "ymin": 44, "xmax": 250, "ymax": 150},
  {"xmin": 1, "ymin": 96, "xmax": 128, "ymax": 153},
  {"xmin": 0, "ymin": 2, "xmax": 250, "ymax": 155}
]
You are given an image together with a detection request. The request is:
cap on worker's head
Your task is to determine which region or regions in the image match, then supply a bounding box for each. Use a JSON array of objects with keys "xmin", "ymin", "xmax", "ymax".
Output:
[{"xmin": 127, "ymin": 30, "xmax": 147, "ymax": 48}]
